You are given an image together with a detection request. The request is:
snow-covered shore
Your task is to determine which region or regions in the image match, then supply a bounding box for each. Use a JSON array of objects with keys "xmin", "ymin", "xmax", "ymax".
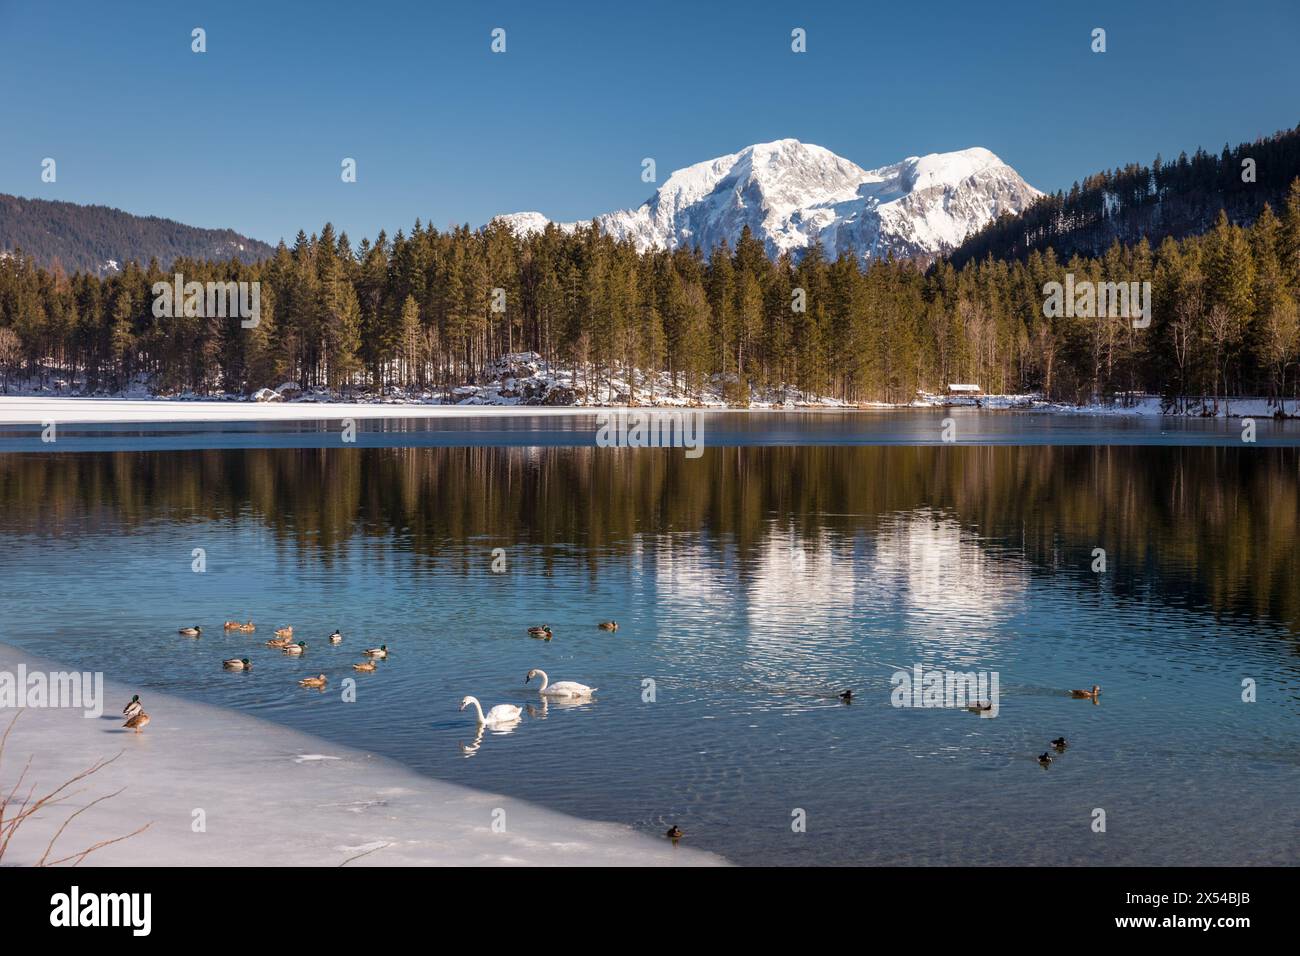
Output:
[
  {"xmin": 912, "ymin": 393, "xmax": 1298, "ymax": 418},
  {"xmin": 0, "ymin": 643, "xmax": 722, "ymax": 867},
  {"xmin": 6, "ymin": 353, "xmax": 1294, "ymax": 422},
  {"xmin": 0, "ymin": 396, "xmax": 619, "ymax": 425},
  {"xmin": 2, "ymin": 393, "xmax": 1295, "ymax": 425},
  {"xmin": 0, "ymin": 351, "xmax": 851, "ymax": 416}
]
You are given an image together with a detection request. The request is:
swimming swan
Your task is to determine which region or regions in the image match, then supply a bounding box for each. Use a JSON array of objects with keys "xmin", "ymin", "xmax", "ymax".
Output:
[
  {"xmin": 525, "ymin": 668, "xmax": 596, "ymax": 698},
  {"xmin": 460, "ymin": 695, "xmax": 523, "ymax": 726}
]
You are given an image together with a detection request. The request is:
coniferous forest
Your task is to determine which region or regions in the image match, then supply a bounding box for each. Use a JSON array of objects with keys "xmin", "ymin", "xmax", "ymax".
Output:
[
  {"xmin": 2, "ymin": 176, "xmax": 1300, "ymax": 408},
  {"xmin": 0, "ymin": 193, "xmax": 274, "ymax": 276}
]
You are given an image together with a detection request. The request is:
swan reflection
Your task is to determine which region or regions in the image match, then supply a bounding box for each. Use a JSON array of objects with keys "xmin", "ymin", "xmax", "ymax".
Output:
[
  {"xmin": 526, "ymin": 696, "xmax": 596, "ymax": 720},
  {"xmin": 457, "ymin": 717, "xmax": 523, "ymax": 757}
]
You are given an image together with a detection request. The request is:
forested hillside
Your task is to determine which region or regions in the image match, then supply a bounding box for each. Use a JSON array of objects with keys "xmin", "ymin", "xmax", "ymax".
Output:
[
  {"xmin": 950, "ymin": 124, "xmax": 1300, "ymax": 268},
  {"xmin": 0, "ymin": 194, "xmax": 274, "ymax": 276}
]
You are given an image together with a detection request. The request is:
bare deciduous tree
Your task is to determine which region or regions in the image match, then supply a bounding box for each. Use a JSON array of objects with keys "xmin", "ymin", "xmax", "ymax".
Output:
[{"xmin": 0, "ymin": 711, "xmax": 151, "ymax": 866}]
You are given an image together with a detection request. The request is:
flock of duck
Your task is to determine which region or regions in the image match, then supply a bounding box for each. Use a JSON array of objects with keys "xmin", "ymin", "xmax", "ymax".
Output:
[
  {"xmin": 1031, "ymin": 685, "xmax": 1102, "ymax": 767},
  {"xmin": 118, "ymin": 622, "xmax": 1095, "ymax": 842},
  {"xmin": 960, "ymin": 683, "xmax": 1100, "ymax": 767},
  {"xmin": 119, "ymin": 620, "xmax": 616, "ymax": 734},
  {"xmin": 183, "ymin": 622, "xmax": 389, "ymax": 674},
  {"xmin": 118, "ymin": 622, "xmax": 399, "ymax": 733}
]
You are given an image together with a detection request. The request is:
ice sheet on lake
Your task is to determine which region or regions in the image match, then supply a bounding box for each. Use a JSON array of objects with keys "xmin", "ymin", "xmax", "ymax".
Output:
[{"xmin": 0, "ymin": 642, "xmax": 723, "ymax": 867}]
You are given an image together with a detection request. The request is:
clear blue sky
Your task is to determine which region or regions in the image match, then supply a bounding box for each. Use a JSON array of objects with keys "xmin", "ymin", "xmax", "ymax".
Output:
[{"xmin": 2, "ymin": 0, "xmax": 1298, "ymax": 246}]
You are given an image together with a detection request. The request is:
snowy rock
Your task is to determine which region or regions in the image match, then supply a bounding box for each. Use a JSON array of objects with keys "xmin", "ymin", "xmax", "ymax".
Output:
[
  {"xmin": 494, "ymin": 139, "xmax": 1040, "ymax": 262},
  {"xmin": 540, "ymin": 384, "xmax": 578, "ymax": 406},
  {"xmin": 252, "ymin": 387, "xmax": 283, "ymax": 402}
]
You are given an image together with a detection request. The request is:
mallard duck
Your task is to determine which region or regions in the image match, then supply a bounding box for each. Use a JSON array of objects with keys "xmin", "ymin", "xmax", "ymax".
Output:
[
  {"xmin": 123, "ymin": 712, "xmax": 150, "ymax": 733},
  {"xmin": 1051, "ymin": 736, "xmax": 1068, "ymax": 750},
  {"xmin": 282, "ymin": 641, "xmax": 306, "ymax": 655},
  {"xmin": 666, "ymin": 825, "xmax": 683, "ymax": 840},
  {"xmin": 265, "ymin": 636, "xmax": 292, "ymax": 648},
  {"xmin": 352, "ymin": 661, "xmax": 377, "ymax": 672},
  {"xmin": 274, "ymin": 626, "xmax": 294, "ymax": 639},
  {"xmin": 362, "ymin": 644, "xmax": 388, "ymax": 659},
  {"xmin": 223, "ymin": 620, "xmax": 241, "ymax": 630},
  {"xmin": 298, "ymin": 674, "xmax": 328, "ymax": 688},
  {"xmin": 223, "ymin": 657, "xmax": 252, "ymax": 670},
  {"xmin": 1037, "ymin": 752, "xmax": 1053, "ymax": 766},
  {"xmin": 177, "ymin": 625, "xmax": 202, "ymax": 637},
  {"xmin": 238, "ymin": 620, "xmax": 256, "ymax": 632},
  {"xmin": 1070, "ymin": 685, "xmax": 1102, "ymax": 699},
  {"xmin": 527, "ymin": 625, "xmax": 553, "ymax": 640},
  {"xmin": 597, "ymin": 621, "xmax": 618, "ymax": 631},
  {"xmin": 122, "ymin": 694, "xmax": 143, "ymax": 719},
  {"xmin": 328, "ymin": 629, "xmax": 343, "ymax": 644},
  {"xmin": 838, "ymin": 689, "xmax": 853, "ymax": 703}
]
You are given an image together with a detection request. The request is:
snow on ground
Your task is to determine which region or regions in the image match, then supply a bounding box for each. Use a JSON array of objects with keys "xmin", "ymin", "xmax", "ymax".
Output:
[
  {"xmin": 910, "ymin": 392, "xmax": 1298, "ymax": 418},
  {"xmin": 0, "ymin": 642, "xmax": 723, "ymax": 867},
  {"xmin": 0, "ymin": 397, "xmax": 614, "ymax": 424},
  {"xmin": 0, "ymin": 352, "xmax": 855, "ymax": 423},
  {"xmin": 3, "ymin": 355, "xmax": 1293, "ymax": 423},
  {"xmin": 3, "ymin": 392, "xmax": 1293, "ymax": 425}
]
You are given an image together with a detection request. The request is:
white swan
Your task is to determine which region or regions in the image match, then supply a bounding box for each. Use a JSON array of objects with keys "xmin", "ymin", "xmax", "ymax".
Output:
[
  {"xmin": 525, "ymin": 668, "xmax": 596, "ymax": 698},
  {"xmin": 460, "ymin": 695, "xmax": 523, "ymax": 727}
]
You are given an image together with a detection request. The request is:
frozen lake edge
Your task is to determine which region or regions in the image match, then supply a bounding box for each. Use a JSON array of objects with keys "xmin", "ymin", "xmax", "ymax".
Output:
[
  {"xmin": 0, "ymin": 642, "xmax": 723, "ymax": 867},
  {"xmin": 1, "ymin": 393, "xmax": 1295, "ymax": 426}
]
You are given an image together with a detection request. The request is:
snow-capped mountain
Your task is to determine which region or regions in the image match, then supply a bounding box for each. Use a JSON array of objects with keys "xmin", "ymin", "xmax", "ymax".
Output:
[{"xmin": 494, "ymin": 139, "xmax": 1041, "ymax": 262}]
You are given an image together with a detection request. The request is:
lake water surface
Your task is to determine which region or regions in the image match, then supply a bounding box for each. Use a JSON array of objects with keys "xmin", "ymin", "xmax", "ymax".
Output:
[{"xmin": 1, "ymin": 412, "xmax": 1297, "ymax": 865}]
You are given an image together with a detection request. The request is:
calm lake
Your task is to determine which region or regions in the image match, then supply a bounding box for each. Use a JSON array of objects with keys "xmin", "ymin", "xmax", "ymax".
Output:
[{"xmin": 1, "ymin": 411, "xmax": 1297, "ymax": 865}]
